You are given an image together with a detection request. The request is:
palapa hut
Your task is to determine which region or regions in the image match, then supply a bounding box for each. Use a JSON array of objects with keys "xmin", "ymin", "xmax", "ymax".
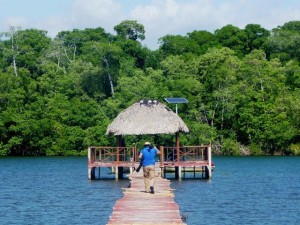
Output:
[
  {"xmin": 88, "ymin": 100, "xmax": 212, "ymax": 180},
  {"xmin": 106, "ymin": 100, "xmax": 189, "ymax": 164},
  {"xmin": 106, "ymin": 100, "xmax": 189, "ymax": 136}
]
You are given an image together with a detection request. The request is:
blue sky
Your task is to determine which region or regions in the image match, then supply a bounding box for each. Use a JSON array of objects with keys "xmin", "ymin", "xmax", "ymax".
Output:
[{"xmin": 1, "ymin": 0, "xmax": 299, "ymax": 49}]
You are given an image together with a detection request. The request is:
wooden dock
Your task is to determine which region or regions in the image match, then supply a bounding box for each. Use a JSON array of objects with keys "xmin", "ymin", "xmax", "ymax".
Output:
[
  {"xmin": 107, "ymin": 163, "xmax": 186, "ymax": 225},
  {"xmin": 88, "ymin": 145, "xmax": 213, "ymax": 180}
]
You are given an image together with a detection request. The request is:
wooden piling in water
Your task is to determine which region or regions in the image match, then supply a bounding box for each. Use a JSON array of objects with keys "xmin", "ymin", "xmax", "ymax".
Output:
[{"xmin": 107, "ymin": 163, "xmax": 186, "ymax": 225}]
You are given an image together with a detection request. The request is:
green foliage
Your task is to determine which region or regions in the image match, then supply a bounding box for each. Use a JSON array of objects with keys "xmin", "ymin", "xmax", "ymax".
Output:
[
  {"xmin": 0, "ymin": 21, "xmax": 299, "ymax": 156},
  {"xmin": 114, "ymin": 20, "xmax": 145, "ymax": 41},
  {"xmin": 158, "ymin": 34, "xmax": 199, "ymax": 57},
  {"xmin": 264, "ymin": 21, "xmax": 300, "ymax": 62},
  {"xmin": 249, "ymin": 143, "xmax": 263, "ymax": 155},
  {"xmin": 244, "ymin": 24, "xmax": 270, "ymax": 53},
  {"xmin": 289, "ymin": 144, "xmax": 300, "ymax": 155},
  {"xmin": 215, "ymin": 25, "xmax": 248, "ymax": 57},
  {"xmin": 187, "ymin": 30, "xmax": 220, "ymax": 55},
  {"xmin": 222, "ymin": 138, "xmax": 240, "ymax": 155},
  {"xmin": 0, "ymin": 28, "xmax": 51, "ymax": 77}
]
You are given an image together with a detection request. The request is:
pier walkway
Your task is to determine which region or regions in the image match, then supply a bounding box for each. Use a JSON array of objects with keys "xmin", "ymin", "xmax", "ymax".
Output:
[{"xmin": 107, "ymin": 163, "xmax": 186, "ymax": 225}]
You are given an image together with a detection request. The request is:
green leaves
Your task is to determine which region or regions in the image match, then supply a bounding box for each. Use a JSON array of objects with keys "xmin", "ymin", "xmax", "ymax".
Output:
[
  {"xmin": 0, "ymin": 21, "xmax": 299, "ymax": 156},
  {"xmin": 114, "ymin": 20, "xmax": 145, "ymax": 41}
]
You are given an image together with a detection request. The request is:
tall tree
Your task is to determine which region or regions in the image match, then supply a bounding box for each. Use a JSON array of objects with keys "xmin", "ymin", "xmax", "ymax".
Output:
[
  {"xmin": 114, "ymin": 20, "xmax": 145, "ymax": 41},
  {"xmin": 215, "ymin": 25, "xmax": 248, "ymax": 57},
  {"xmin": 197, "ymin": 47, "xmax": 240, "ymax": 135},
  {"xmin": 244, "ymin": 24, "xmax": 270, "ymax": 53},
  {"xmin": 263, "ymin": 21, "xmax": 300, "ymax": 61},
  {"xmin": 80, "ymin": 42, "xmax": 124, "ymax": 98},
  {"xmin": 0, "ymin": 26, "xmax": 21, "ymax": 76},
  {"xmin": 187, "ymin": 30, "xmax": 220, "ymax": 55},
  {"xmin": 158, "ymin": 34, "xmax": 199, "ymax": 57}
]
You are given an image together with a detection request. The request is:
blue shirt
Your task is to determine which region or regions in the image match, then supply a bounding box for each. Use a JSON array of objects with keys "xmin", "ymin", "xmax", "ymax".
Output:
[{"xmin": 140, "ymin": 146, "xmax": 158, "ymax": 166}]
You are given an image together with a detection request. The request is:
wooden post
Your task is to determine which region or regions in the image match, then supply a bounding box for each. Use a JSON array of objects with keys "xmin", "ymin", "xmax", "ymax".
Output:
[
  {"xmin": 116, "ymin": 135, "xmax": 124, "ymax": 163},
  {"xmin": 207, "ymin": 145, "xmax": 212, "ymax": 179},
  {"xmin": 134, "ymin": 145, "xmax": 137, "ymax": 162},
  {"xmin": 88, "ymin": 147, "xmax": 96, "ymax": 164},
  {"xmin": 116, "ymin": 147, "xmax": 120, "ymax": 164},
  {"xmin": 175, "ymin": 166, "xmax": 182, "ymax": 180},
  {"xmin": 88, "ymin": 168, "xmax": 92, "ymax": 180},
  {"xmin": 175, "ymin": 166, "xmax": 179, "ymax": 179},
  {"xmin": 88, "ymin": 147, "xmax": 92, "ymax": 163},
  {"xmin": 118, "ymin": 167, "xmax": 124, "ymax": 179},
  {"xmin": 178, "ymin": 166, "xmax": 182, "ymax": 180},
  {"xmin": 88, "ymin": 147, "xmax": 95, "ymax": 180},
  {"xmin": 176, "ymin": 132, "xmax": 180, "ymax": 162},
  {"xmin": 88, "ymin": 167, "xmax": 95, "ymax": 180},
  {"xmin": 160, "ymin": 146, "xmax": 164, "ymax": 167},
  {"xmin": 115, "ymin": 166, "xmax": 119, "ymax": 179},
  {"xmin": 116, "ymin": 135, "xmax": 124, "ymax": 147}
]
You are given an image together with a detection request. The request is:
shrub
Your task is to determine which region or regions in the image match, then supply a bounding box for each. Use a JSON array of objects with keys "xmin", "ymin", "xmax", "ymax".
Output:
[
  {"xmin": 289, "ymin": 144, "xmax": 300, "ymax": 155},
  {"xmin": 222, "ymin": 138, "xmax": 240, "ymax": 155},
  {"xmin": 249, "ymin": 143, "xmax": 263, "ymax": 155}
]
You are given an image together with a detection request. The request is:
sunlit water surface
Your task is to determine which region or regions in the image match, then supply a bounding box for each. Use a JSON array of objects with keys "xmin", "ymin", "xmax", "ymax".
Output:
[{"xmin": 0, "ymin": 156, "xmax": 299, "ymax": 225}]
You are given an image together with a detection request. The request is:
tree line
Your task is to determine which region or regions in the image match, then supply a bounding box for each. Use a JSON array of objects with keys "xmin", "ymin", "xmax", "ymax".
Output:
[{"xmin": 0, "ymin": 20, "xmax": 299, "ymax": 156}]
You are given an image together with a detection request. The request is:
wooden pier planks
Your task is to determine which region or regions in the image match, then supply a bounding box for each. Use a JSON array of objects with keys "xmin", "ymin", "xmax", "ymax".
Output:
[{"xmin": 107, "ymin": 164, "xmax": 186, "ymax": 225}]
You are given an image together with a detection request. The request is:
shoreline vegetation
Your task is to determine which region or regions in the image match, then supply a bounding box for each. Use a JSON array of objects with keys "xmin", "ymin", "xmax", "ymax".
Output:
[
  {"xmin": 1, "ymin": 145, "xmax": 299, "ymax": 157},
  {"xmin": 0, "ymin": 20, "xmax": 299, "ymax": 157}
]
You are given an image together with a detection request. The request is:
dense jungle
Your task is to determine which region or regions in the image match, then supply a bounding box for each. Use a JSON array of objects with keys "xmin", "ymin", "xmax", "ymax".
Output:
[{"xmin": 0, "ymin": 20, "xmax": 299, "ymax": 156}]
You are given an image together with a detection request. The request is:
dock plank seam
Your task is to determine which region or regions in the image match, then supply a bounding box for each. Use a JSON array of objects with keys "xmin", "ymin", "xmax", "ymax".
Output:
[{"xmin": 107, "ymin": 164, "xmax": 186, "ymax": 225}]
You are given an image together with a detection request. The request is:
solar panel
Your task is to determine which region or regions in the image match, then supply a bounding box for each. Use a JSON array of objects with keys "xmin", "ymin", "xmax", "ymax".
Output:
[{"xmin": 164, "ymin": 98, "xmax": 188, "ymax": 104}]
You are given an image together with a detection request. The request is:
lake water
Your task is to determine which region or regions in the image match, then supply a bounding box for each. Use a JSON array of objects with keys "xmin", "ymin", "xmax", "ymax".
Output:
[{"xmin": 0, "ymin": 156, "xmax": 299, "ymax": 225}]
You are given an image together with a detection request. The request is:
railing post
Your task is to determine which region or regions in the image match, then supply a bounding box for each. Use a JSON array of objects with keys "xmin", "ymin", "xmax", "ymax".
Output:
[
  {"xmin": 207, "ymin": 145, "xmax": 212, "ymax": 179},
  {"xmin": 88, "ymin": 147, "xmax": 96, "ymax": 180},
  {"xmin": 88, "ymin": 147, "xmax": 92, "ymax": 163},
  {"xmin": 116, "ymin": 147, "xmax": 120, "ymax": 163},
  {"xmin": 99, "ymin": 147, "xmax": 102, "ymax": 162},
  {"xmin": 201, "ymin": 145, "xmax": 204, "ymax": 160},
  {"xmin": 160, "ymin": 146, "xmax": 164, "ymax": 167},
  {"xmin": 176, "ymin": 132, "xmax": 180, "ymax": 162}
]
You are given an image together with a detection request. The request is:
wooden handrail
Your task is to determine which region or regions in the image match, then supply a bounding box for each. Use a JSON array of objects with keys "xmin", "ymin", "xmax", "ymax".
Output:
[{"xmin": 88, "ymin": 146, "xmax": 210, "ymax": 164}]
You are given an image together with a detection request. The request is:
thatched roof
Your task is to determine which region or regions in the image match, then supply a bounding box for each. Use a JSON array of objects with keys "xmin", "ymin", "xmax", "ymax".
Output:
[{"xmin": 106, "ymin": 101, "xmax": 189, "ymax": 135}]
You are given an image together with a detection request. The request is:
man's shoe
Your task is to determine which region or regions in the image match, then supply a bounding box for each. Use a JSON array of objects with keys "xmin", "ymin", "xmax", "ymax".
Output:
[{"xmin": 150, "ymin": 186, "xmax": 154, "ymax": 194}]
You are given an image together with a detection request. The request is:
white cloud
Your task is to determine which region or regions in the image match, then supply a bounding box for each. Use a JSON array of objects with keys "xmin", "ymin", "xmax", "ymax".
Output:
[
  {"xmin": 38, "ymin": 15, "xmax": 71, "ymax": 37},
  {"xmin": 128, "ymin": 0, "xmax": 300, "ymax": 49},
  {"xmin": 70, "ymin": 0, "xmax": 124, "ymax": 33},
  {"xmin": 22, "ymin": 0, "xmax": 126, "ymax": 37},
  {"xmin": 1, "ymin": 0, "xmax": 299, "ymax": 49},
  {"xmin": 129, "ymin": 0, "xmax": 233, "ymax": 48}
]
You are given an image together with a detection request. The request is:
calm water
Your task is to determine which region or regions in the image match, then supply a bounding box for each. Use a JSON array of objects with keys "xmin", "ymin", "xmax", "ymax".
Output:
[{"xmin": 0, "ymin": 156, "xmax": 299, "ymax": 225}]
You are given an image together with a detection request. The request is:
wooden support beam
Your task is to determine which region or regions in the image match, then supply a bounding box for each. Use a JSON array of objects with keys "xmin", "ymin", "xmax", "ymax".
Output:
[
  {"xmin": 207, "ymin": 145, "xmax": 212, "ymax": 179},
  {"xmin": 160, "ymin": 146, "xmax": 164, "ymax": 167},
  {"xmin": 175, "ymin": 166, "xmax": 179, "ymax": 179},
  {"xmin": 88, "ymin": 167, "xmax": 95, "ymax": 180},
  {"xmin": 115, "ymin": 166, "xmax": 119, "ymax": 180},
  {"xmin": 176, "ymin": 132, "xmax": 180, "ymax": 162}
]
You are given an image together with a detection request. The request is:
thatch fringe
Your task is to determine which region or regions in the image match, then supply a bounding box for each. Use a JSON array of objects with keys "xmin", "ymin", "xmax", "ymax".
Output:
[{"xmin": 106, "ymin": 101, "xmax": 189, "ymax": 135}]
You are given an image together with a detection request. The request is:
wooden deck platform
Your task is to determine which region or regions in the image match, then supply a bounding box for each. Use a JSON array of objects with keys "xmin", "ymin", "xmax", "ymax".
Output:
[
  {"xmin": 107, "ymin": 163, "xmax": 186, "ymax": 225},
  {"xmin": 88, "ymin": 145, "xmax": 213, "ymax": 180}
]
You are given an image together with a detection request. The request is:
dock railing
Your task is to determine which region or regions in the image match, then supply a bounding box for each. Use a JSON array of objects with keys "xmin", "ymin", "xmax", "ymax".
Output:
[
  {"xmin": 160, "ymin": 145, "xmax": 211, "ymax": 166},
  {"xmin": 88, "ymin": 146, "xmax": 137, "ymax": 166},
  {"xmin": 88, "ymin": 145, "xmax": 211, "ymax": 167},
  {"xmin": 88, "ymin": 145, "xmax": 212, "ymax": 179}
]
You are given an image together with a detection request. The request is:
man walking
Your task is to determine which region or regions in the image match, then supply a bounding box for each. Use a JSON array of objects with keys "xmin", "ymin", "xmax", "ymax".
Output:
[{"xmin": 139, "ymin": 142, "xmax": 160, "ymax": 194}]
